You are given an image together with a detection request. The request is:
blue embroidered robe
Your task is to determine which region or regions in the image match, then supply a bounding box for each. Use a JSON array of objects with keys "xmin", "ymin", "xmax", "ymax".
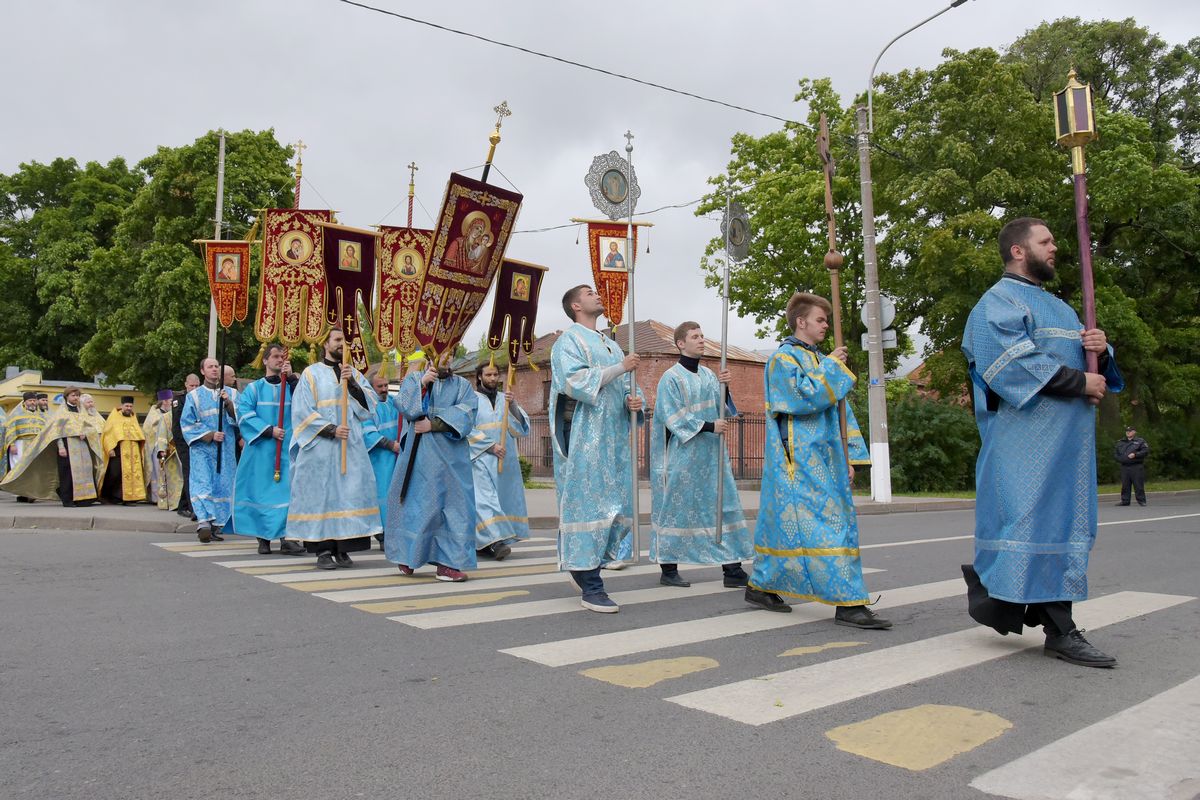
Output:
[
  {"xmin": 231, "ymin": 376, "xmax": 293, "ymax": 541},
  {"xmin": 650, "ymin": 363, "xmax": 754, "ymax": 565},
  {"xmin": 549, "ymin": 323, "xmax": 645, "ymax": 571},
  {"xmin": 180, "ymin": 386, "xmax": 239, "ymax": 527},
  {"xmin": 750, "ymin": 338, "xmax": 871, "ymax": 604},
  {"xmin": 363, "ymin": 396, "xmax": 400, "ymax": 526},
  {"xmin": 469, "ymin": 390, "xmax": 531, "ymax": 548},
  {"xmin": 385, "ymin": 373, "xmax": 478, "ymax": 570},
  {"xmin": 962, "ymin": 276, "xmax": 1123, "ymax": 604},
  {"xmin": 287, "ymin": 364, "xmax": 381, "ymax": 542}
]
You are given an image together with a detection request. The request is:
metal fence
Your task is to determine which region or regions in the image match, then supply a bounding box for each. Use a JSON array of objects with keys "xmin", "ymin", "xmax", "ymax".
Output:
[{"xmin": 516, "ymin": 412, "xmax": 768, "ymax": 480}]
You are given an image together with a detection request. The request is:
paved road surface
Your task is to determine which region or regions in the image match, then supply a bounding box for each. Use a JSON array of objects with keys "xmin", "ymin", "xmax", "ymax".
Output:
[{"xmin": 3, "ymin": 496, "xmax": 1197, "ymax": 799}]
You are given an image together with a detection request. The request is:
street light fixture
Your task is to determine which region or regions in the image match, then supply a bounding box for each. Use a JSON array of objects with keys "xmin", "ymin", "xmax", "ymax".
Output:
[{"xmin": 856, "ymin": 0, "xmax": 974, "ymax": 503}]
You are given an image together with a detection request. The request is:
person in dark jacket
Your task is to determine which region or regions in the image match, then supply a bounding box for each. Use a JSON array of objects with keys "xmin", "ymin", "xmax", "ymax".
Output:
[
  {"xmin": 1114, "ymin": 426, "xmax": 1150, "ymax": 506},
  {"xmin": 172, "ymin": 373, "xmax": 200, "ymax": 518}
]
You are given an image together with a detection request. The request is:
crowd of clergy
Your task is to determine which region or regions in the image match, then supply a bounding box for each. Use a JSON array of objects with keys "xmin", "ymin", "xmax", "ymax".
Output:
[{"xmin": 1, "ymin": 217, "xmax": 1122, "ymax": 667}]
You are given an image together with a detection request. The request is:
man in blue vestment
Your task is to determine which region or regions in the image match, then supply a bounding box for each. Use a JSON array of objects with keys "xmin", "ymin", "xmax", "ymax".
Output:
[
  {"xmin": 747, "ymin": 292, "xmax": 888, "ymax": 630},
  {"xmin": 550, "ymin": 285, "xmax": 644, "ymax": 613},
  {"xmin": 650, "ymin": 321, "xmax": 753, "ymax": 589},
  {"xmin": 232, "ymin": 343, "xmax": 305, "ymax": 556},
  {"xmin": 962, "ymin": 217, "xmax": 1123, "ymax": 668},
  {"xmin": 385, "ymin": 352, "xmax": 478, "ymax": 582},
  {"xmin": 364, "ymin": 370, "xmax": 401, "ymax": 551},
  {"xmin": 287, "ymin": 327, "xmax": 380, "ymax": 570},
  {"xmin": 181, "ymin": 357, "xmax": 238, "ymax": 543},
  {"xmin": 469, "ymin": 362, "xmax": 531, "ymax": 561}
]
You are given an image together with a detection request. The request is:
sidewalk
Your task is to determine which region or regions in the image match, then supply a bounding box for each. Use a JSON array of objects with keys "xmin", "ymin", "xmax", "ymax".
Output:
[
  {"xmin": 3, "ymin": 490, "xmax": 1192, "ymax": 534},
  {"xmin": 0, "ymin": 489, "xmax": 975, "ymax": 534}
]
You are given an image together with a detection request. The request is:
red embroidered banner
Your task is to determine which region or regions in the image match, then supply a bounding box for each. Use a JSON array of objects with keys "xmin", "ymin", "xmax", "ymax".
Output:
[
  {"xmin": 414, "ymin": 173, "xmax": 522, "ymax": 358},
  {"xmin": 199, "ymin": 240, "xmax": 251, "ymax": 328},
  {"xmin": 375, "ymin": 226, "xmax": 432, "ymax": 357},
  {"xmin": 486, "ymin": 259, "xmax": 548, "ymax": 361},
  {"xmin": 256, "ymin": 208, "xmax": 333, "ymax": 345},
  {"xmin": 586, "ymin": 221, "xmax": 637, "ymax": 326},
  {"xmin": 318, "ymin": 222, "xmax": 380, "ymax": 372}
]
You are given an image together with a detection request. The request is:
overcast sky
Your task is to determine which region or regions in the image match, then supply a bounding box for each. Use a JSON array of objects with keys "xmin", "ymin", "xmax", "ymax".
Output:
[{"xmin": 4, "ymin": 0, "xmax": 1197, "ymax": 361}]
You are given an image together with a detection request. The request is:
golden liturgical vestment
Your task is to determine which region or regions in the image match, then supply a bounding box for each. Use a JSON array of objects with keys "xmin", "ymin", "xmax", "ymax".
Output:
[{"xmin": 102, "ymin": 409, "xmax": 147, "ymax": 502}]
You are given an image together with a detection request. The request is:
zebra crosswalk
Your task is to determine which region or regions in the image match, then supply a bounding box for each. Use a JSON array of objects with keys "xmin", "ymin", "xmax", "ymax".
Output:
[{"xmin": 151, "ymin": 521, "xmax": 1200, "ymax": 797}]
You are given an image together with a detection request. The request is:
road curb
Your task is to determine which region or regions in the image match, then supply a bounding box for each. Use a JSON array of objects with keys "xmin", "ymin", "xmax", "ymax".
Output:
[{"xmin": 4, "ymin": 489, "xmax": 1193, "ymax": 534}]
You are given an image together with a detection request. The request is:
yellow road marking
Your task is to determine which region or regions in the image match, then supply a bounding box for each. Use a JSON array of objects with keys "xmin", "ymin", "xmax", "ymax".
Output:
[
  {"xmin": 778, "ymin": 641, "xmax": 868, "ymax": 657},
  {"xmin": 580, "ymin": 657, "xmax": 720, "ymax": 689},
  {"xmin": 826, "ymin": 705, "xmax": 1012, "ymax": 771},
  {"xmin": 352, "ymin": 590, "xmax": 530, "ymax": 614},
  {"xmin": 235, "ymin": 564, "xmax": 318, "ymax": 575},
  {"xmin": 283, "ymin": 562, "xmax": 558, "ymax": 592}
]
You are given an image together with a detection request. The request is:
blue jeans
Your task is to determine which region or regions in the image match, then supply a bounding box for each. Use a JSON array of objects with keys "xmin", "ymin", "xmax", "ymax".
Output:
[{"xmin": 571, "ymin": 567, "xmax": 605, "ymax": 596}]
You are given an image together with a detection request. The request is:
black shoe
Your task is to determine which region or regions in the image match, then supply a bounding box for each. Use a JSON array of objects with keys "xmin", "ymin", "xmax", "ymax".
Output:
[
  {"xmin": 1044, "ymin": 628, "xmax": 1116, "ymax": 668},
  {"xmin": 316, "ymin": 553, "xmax": 337, "ymax": 570},
  {"xmin": 491, "ymin": 542, "xmax": 512, "ymax": 561},
  {"xmin": 280, "ymin": 540, "xmax": 305, "ymax": 556},
  {"xmin": 257, "ymin": 538, "xmax": 272, "ymax": 555},
  {"xmin": 1115, "ymin": 502, "xmax": 1130, "ymax": 506},
  {"xmin": 333, "ymin": 552, "xmax": 353, "ymax": 568},
  {"xmin": 660, "ymin": 571, "xmax": 691, "ymax": 588},
  {"xmin": 745, "ymin": 587, "xmax": 791, "ymax": 612},
  {"xmin": 210, "ymin": 529, "xmax": 225, "ymax": 542},
  {"xmin": 16, "ymin": 496, "xmax": 31, "ymax": 503},
  {"xmin": 375, "ymin": 533, "xmax": 385, "ymax": 551},
  {"xmin": 1137, "ymin": 500, "xmax": 1147, "ymax": 506},
  {"xmin": 61, "ymin": 501, "xmax": 75, "ymax": 508},
  {"xmin": 835, "ymin": 605, "xmax": 893, "ymax": 630},
  {"xmin": 176, "ymin": 508, "xmax": 191, "ymax": 517},
  {"xmin": 197, "ymin": 527, "xmax": 212, "ymax": 544},
  {"xmin": 722, "ymin": 565, "xmax": 750, "ymax": 588}
]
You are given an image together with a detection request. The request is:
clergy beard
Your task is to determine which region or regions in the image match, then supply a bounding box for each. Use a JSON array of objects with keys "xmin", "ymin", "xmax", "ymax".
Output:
[
  {"xmin": 121, "ymin": 410, "xmax": 133, "ymax": 417},
  {"xmin": 1027, "ymin": 253, "xmax": 1055, "ymax": 284},
  {"xmin": 437, "ymin": 368, "xmax": 452, "ymax": 379}
]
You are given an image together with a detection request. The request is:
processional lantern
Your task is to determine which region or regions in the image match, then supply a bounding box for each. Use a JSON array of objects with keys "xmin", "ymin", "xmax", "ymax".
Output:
[{"xmin": 1053, "ymin": 68, "xmax": 1100, "ymax": 373}]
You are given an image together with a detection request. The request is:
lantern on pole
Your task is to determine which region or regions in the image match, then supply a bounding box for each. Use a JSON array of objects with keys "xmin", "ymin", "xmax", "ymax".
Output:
[{"xmin": 1053, "ymin": 69, "xmax": 1100, "ymax": 373}]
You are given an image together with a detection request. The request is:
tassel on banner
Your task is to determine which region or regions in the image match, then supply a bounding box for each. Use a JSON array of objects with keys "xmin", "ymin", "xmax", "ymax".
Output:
[
  {"xmin": 308, "ymin": 343, "xmax": 319, "ymax": 364},
  {"xmin": 243, "ymin": 212, "xmax": 262, "ymax": 243},
  {"xmin": 379, "ymin": 351, "xmax": 394, "ymax": 381},
  {"xmin": 528, "ymin": 358, "xmax": 540, "ymax": 372},
  {"xmin": 249, "ymin": 341, "xmax": 269, "ymax": 370},
  {"xmin": 488, "ymin": 350, "xmax": 496, "ymax": 369}
]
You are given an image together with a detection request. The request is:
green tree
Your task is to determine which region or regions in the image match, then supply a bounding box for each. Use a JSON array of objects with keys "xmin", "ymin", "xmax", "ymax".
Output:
[
  {"xmin": 76, "ymin": 130, "xmax": 294, "ymax": 391},
  {"xmin": 0, "ymin": 157, "xmax": 143, "ymax": 377}
]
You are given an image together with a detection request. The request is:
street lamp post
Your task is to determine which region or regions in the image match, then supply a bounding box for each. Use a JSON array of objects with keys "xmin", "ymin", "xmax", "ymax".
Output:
[{"xmin": 857, "ymin": 0, "xmax": 974, "ymax": 503}]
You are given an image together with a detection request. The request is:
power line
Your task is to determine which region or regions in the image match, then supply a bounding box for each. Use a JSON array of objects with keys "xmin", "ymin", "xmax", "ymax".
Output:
[{"xmin": 335, "ymin": 0, "xmax": 806, "ymax": 128}]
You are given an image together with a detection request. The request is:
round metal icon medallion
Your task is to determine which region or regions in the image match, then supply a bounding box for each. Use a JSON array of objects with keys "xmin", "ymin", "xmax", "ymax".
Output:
[
  {"xmin": 721, "ymin": 201, "xmax": 751, "ymax": 261},
  {"xmin": 585, "ymin": 151, "xmax": 640, "ymax": 221}
]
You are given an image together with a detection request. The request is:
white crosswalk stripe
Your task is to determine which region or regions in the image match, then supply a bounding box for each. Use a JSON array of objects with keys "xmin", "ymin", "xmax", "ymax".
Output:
[
  {"xmin": 499, "ymin": 577, "xmax": 960, "ymax": 667},
  {"xmin": 664, "ymin": 591, "xmax": 1194, "ymax": 725},
  {"xmin": 969, "ymin": 674, "xmax": 1200, "ymax": 800},
  {"xmin": 258, "ymin": 555, "xmax": 560, "ymax": 583}
]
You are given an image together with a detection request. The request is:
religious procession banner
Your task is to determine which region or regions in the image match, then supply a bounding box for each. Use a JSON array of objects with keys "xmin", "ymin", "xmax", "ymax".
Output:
[
  {"xmin": 584, "ymin": 220, "xmax": 647, "ymax": 327},
  {"xmin": 414, "ymin": 173, "xmax": 523, "ymax": 357},
  {"xmin": 375, "ymin": 225, "xmax": 432, "ymax": 357},
  {"xmin": 256, "ymin": 208, "xmax": 333, "ymax": 346},
  {"xmin": 198, "ymin": 240, "xmax": 251, "ymax": 328},
  {"xmin": 317, "ymin": 221, "xmax": 379, "ymax": 372},
  {"xmin": 486, "ymin": 258, "xmax": 547, "ymax": 361}
]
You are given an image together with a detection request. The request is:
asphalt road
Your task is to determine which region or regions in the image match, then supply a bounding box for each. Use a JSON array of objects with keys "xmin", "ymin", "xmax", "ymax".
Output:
[{"xmin": 2, "ymin": 496, "xmax": 1197, "ymax": 799}]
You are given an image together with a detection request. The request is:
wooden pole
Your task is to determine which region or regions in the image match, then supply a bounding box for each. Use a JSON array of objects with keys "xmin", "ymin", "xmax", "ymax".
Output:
[
  {"xmin": 497, "ymin": 359, "xmax": 515, "ymax": 475},
  {"xmin": 273, "ymin": 348, "xmax": 289, "ymax": 482},
  {"xmin": 818, "ymin": 114, "xmax": 851, "ymax": 466},
  {"xmin": 340, "ymin": 310, "xmax": 350, "ymax": 475}
]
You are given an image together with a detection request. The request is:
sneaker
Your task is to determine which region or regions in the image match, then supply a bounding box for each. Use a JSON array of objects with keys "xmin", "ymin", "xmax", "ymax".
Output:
[
  {"xmin": 333, "ymin": 552, "xmax": 353, "ymax": 568},
  {"xmin": 197, "ymin": 527, "xmax": 212, "ymax": 544},
  {"xmin": 581, "ymin": 592, "xmax": 620, "ymax": 613},
  {"xmin": 316, "ymin": 553, "xmax": 337, "ymax": 570},
  {"xmin": 744, "ymin": 587, "xmax": 791, "ymax": 613},
  {"xmin": 1044, "ymin": 628, "xmax": 1117, "ymax": 668},
  {"xmin": 397, "ymin": 564, "xmax": 414, "ymax": 576},
  {"xmin": 835, "ymin": 605, "xmax": 893, "ymax": 630},
  {"xmin": 435, "ymin": 565, "xmax": 468, "ymax": 582},
  {"xmin": 601, "ymin": 560, "xmax": 627, "ymax": 571}
]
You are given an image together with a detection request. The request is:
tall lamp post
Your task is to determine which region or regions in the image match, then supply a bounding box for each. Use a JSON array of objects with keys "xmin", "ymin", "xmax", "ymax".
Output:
[
  {"xmin": 1053, "ymin": 69, "xmax": 1100, "ymax": 374},
  {"xmin": 857, "ymin": 0, "xmax": 973, "ymax": 502}
]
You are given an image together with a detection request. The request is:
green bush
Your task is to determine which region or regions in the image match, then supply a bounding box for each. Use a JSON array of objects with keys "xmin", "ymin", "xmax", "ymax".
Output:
[
  {"xmin": 519, "ymin": 455, "xmax": 532, "ymax": 484},
  {"xmin": 886, "ymin": 396, "xmax": 980, "ymax": 493}
]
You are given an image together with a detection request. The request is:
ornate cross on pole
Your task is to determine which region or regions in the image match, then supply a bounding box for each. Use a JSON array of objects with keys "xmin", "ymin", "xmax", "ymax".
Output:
[
  {"xmin": 293, "ymin": 139, "xmax": 307, "ymax": 209},
  {"xmin": 406, "ymin": 160, "xmax": 419, "ymax": 227},
  {"xmin": 481, "ymin": 101, "xmax": 512, "ymax": 183}
]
